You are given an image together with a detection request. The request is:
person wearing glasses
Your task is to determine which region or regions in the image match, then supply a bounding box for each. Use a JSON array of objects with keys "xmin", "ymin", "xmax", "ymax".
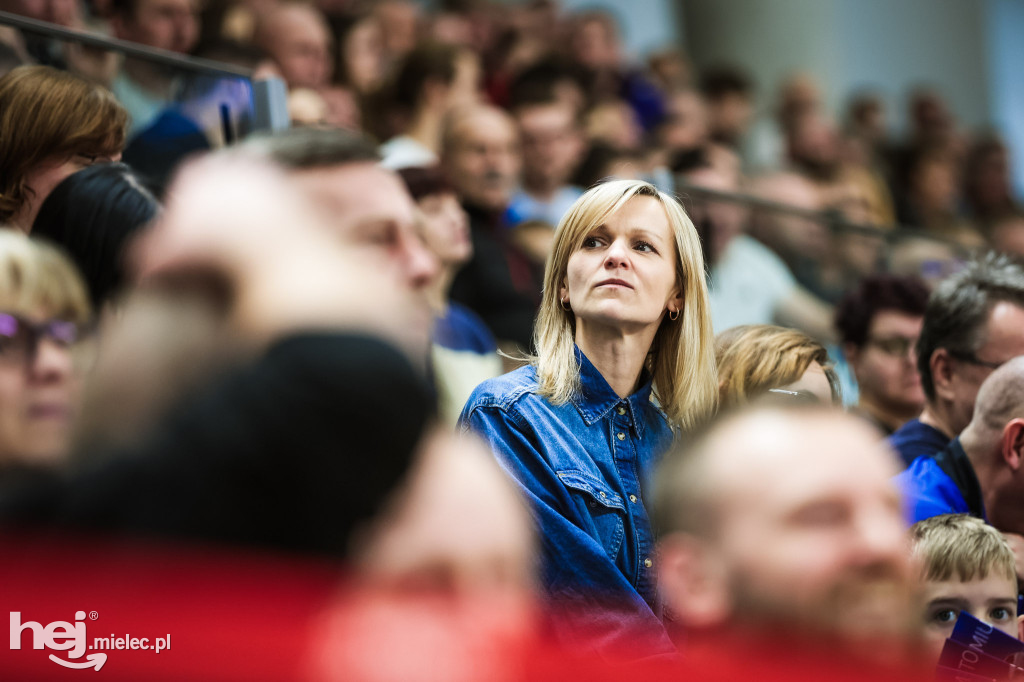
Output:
[
  {"xmin": 0, "ymin": 231, "xmax": 91, "ymax": 475},
  {"xmin": 888, "ymin": 252, "xmax": 1024, "ymax": 468},
  {"xmin": 715, "ymin": 324, "xmax": 842, "ymax": 410},
  {"xmin": 835, "ymin": 274, "xmax": 930, "ymax": 436},
  {"xmin": 459, "ymin": 179, "xmax": 718, "ymax": 656}
]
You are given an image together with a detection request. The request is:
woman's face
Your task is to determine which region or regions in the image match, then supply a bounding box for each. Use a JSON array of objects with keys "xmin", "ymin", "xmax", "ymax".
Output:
[
  {"xmin": 17, "ymin": 152, "xmax": 120, "ymax": 232},
  {"xmin": 781, "ymin": 361, "xmax": 835, "ymax": 404},
  {"xmin": 0, "ymin": 309, "xmax": 83, "ymax": 467},
  {"xmin": 416, "ymin": 192, "xmax": 471, "ymax": 268},
  {"xmin": 561, "ymin": 195, "xmax": 682, "ymax": 337}
]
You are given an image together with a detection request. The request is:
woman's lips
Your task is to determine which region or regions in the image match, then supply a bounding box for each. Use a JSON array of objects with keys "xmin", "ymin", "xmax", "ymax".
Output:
[{"xmin": 595, "ymin": 279, "xmax": 633, "ymax": 289}]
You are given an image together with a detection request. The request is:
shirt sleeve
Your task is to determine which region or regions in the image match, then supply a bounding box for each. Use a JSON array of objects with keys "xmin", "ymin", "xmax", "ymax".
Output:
[{"xmin": 459, "ymin": 402, "xmax": 676, "ymax": 658}]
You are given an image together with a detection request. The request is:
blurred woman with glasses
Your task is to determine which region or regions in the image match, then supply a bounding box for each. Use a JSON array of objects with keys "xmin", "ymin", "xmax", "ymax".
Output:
[{"xmin": 0, "ymin": 231, "xmax": 91, "ymax": 474}]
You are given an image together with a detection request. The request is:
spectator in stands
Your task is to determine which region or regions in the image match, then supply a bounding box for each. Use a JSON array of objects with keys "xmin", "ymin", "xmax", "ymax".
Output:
[
  {"xmin": 748, "ymin": 171, "xmax": 829, "ymax": 273},
  {"xmin": 898, "ymin": 358, "xmax": 1024, "ymax": 538},
  {"xmin": 253, "ymin": 2, "xmax": 333, "ymax": 91},
  {"xmin": 964, "ymin": 134, "xmax": 1019, "ymax": 228},
  {"xmin": 330, "ymin": 12, "xmax": 384, "ymax": 97},
  {"xmin": 835, "ymin": 274, "xmax": 930, "ymax": 435},
  {"xmin": 889, "ymin": 252, "xmax": 1024, "ymax": 467},
  {"xmin": 990, "ymin": 212, "xmax": 1024, "ymax": 259},
  {"xmin": 397, "ymin": 166, "xmax": 501, "ymax": 426},
  {"xmin": 897, "ymin": 145, "xmax": 982, "ymax": 247},
  {"xmin": 441, "ymin": 104, "xmax": 538, "ymax": 353},
  {"xmin": 910, "ymin": 514, "xmax": 1021, "ymax": 662},
  {"xmin": 31, "ymin": 162, "xmax": 159, "ymax": 310},
  {"xmin": 461, "ymin": 179, "xmax": 717, "ymax": 656},
  {"xmin": 699, "ymin": 65, "xmax": 754, "ymax": 150},
  {"xmin": 110, "ymin": 0, "xmax": 200, "ymax": 136},
  {"xmin": 373, "ymin": 0, "xmax": 420, "ymax": 68},
  {"xmin": 243, "ymin": 128, "xmax": 437, "ymax": 360},
  {"xmin": 676, "ymin": 155, "xmax": 834, "ymax": 340},
  {"xmin": 507, "ymin": 97, "xmax": 585, "ymax": 227},
  {"xmin": 0, "ymin": 65, "xmax": 127, "ymax": 233},
  {"xmin": 378, "ymin": 42, "xmax": 479, "ymax": 170},
  {"xmin": 654, "ymin": 406, "xmax": 915, "ymax": 658},
  {"xmin": 0, "ymin": 231, "xmax": 92, "ymax": 477},
  {"xmin": 716, "ymin": 324, "xmax": 841, "ymax": 410}
]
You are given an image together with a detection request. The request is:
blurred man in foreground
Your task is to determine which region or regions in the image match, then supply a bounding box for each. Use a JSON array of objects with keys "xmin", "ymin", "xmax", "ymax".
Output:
[{"xmin": 654, "ymin": 407, "xmax": 916, "ymax": 665}]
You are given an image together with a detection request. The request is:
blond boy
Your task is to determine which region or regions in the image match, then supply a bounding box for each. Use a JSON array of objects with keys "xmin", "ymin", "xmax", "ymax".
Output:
[{"xmin": 911, "ymin": 514, "xmax": 1022, "ymax": 659}]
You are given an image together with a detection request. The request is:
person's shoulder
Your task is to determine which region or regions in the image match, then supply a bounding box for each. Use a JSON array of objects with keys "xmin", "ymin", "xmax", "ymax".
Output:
[
  {"xmin": 435, "ymin": 303, "xmax": 498, "ymax": 353},
  {"xmin": 463, "ymin": 365, "xmax": 540, "ymax": 414}
]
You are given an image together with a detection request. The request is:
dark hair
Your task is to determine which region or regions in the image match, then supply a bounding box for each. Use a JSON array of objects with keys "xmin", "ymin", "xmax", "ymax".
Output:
[
  {"xmin": 31, "ymin": 162, "xmax": 159, "ymax": 308},
  {"xmin": 571, "ymin": 142, "xmax": 641, "ymax": 190},
  {"xmin": 242, "ymin": 127, "xmax": 380, "ymax": 169},
  {"xmin": 396, "ymin": 165, "xmax": 453, "ymax": 202},
  {"xmin": 699, "ymin": 65, "xmax": 753, "ymax": 100},
  {"xmin": 390, "ymin": 42, "xmax": 461, "ymax": 113},
  {"xmin": 834, "ymin": 274, "xmax": 930, "ymax": 347},
  {"xmin": 507, "ymin": 58, "xmax": 587, "ymax": 111},
  {"xmin": 916, "ymin": 251, "xmax": 1024, "ymax": 401}
]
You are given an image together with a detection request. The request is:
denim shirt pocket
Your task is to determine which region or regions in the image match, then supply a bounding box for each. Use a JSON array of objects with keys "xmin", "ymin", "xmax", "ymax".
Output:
[{"xmin": 556, "ymin": 470, "xmax": 627, "ymax": 562}]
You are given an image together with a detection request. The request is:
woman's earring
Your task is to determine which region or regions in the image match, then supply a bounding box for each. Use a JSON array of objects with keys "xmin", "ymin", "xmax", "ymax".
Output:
[
  {"xmin": 560, "ymin": 298, "xmax": 572, "ymax": 311},
  {"xmin": 668, "ymin": 308, "xmax": 680, "ymax": 321}
]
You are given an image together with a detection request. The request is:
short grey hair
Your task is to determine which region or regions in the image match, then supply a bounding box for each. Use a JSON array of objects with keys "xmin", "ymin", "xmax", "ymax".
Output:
[
  {"xmin": 241, "ymin": 127, "xmax": 380, "ymax": 170},
  {"xmin": 917, "ymin": 251, "xmax": 1024, "ymax": 402}
]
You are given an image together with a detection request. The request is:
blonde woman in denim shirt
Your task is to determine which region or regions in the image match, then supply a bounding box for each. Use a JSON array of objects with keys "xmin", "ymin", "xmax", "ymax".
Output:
[{"xmin": 459, "ymin": 179, "xmax": 717, "ymax": 656}]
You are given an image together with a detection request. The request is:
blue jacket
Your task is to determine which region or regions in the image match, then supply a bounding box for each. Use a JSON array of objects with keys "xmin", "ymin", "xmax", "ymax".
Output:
[
  {"xmin": 459, "ymin": 348, "xmax": 675, "ymax": 654},
  {"xmin": 896, "ymin": 437, "xmax": 985, "ymax": 524},
  {"xmin": 888, "ymin": 417, "xmax": 950, "ymax": 468}
]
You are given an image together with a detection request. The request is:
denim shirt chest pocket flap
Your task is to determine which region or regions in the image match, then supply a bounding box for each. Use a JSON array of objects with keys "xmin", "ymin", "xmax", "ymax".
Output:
[{"xmin": 556, "ymin": 470, "xmax": 627, "ymax": 561}]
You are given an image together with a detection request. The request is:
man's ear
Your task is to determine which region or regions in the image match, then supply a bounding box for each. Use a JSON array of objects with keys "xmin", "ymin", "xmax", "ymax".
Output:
[
  {"xmin": 656, "ymin": 533, "xmax": 732, "ymax": 629},
  {"xmin": 931, "ymin": 348, "xmax": 957, "ymax": 402},
  {"xmin": 1001, "ymin": 419, "xmax": 1024, "ymax": 471}
]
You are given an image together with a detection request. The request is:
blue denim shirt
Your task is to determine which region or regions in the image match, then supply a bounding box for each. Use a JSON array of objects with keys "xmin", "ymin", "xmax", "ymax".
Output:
[{"xmin": 459, "ymin": 348, "xmax": 676, "ymax": 653}]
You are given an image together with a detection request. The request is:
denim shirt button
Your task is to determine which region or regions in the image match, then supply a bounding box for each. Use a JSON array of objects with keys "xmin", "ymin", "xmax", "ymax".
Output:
[
  {"xmin": 644, "ymin": 558, "xmax": 653, "ymax": 569},
  {"xmin": 616, "ymin": 432, "xmax": 625, "ymax": 441},
  {"xmin": 629, "ymin": 494, "xmax": 637, "ymax": 503},
  {"xmin": 616, "ymin": 406, "xmax": 627, "ymax": 415}
]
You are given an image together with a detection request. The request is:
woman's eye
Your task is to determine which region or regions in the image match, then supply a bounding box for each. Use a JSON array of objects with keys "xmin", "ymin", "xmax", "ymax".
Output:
[
  {"xmin": 582, "ymin": 237, "xmax": 602, "ymax": 248},
  {"xmin": 634, "ymin": 241, "xmax": 655, "ymax": 253}
]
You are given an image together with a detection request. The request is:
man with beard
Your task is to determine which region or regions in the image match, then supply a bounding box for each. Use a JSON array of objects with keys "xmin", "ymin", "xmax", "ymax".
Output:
[{"xmin": 653, "ymin": 406, "xmax": 915, "ymax": 662}]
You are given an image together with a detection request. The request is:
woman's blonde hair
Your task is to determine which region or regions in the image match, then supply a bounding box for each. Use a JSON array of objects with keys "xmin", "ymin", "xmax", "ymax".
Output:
[
  {"xmin": 0, "ymin": 66, "xmax": 127, "ymax": 222},
  {"xmin": 533, "ymin": 179, "xmax": 717, "ymax": 430},
  {"xmin": 716, "ymin": 324, "xmax": 840, "ymax": 409},
  {"xmin": 0, "ymin": 230, "xmax": 92, "ymax": 324}
]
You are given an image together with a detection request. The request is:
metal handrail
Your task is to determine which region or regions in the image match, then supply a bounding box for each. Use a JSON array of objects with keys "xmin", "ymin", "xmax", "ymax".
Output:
[
  {"xmin": 673, "ymin": 180, "xmax": 972, "ymax": 251},
  {"xmin": 0, "ymin": 10, "xmax": 252, "ymax": 79}
]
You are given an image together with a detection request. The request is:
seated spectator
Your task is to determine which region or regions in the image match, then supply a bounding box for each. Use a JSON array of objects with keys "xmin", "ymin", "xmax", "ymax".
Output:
[
  {"xmin": 0, "ymin": 65, "xmax": 127, "ymax": 232},
  {"xmin": 910, "ymin": 514, "xmax": 1021, "ymax": 662},
  {"xmin": 397, "ymin": 166, "xmax": 501, "ymax": 426},
  {"xmin": 378, "ymin": 42, "xmax": 480, "ymax": 170},
  {"xmin": 889, "ymin": 252, "xmax": 1024, "ymax": 467},
  {"xmin": 716, "ymin": 324, "xmax": 841, "ymax": 409},
  {"xmin": 748, "ymin": 170, "xmax": 829, "ymax": 274},
  {"xmin": 109, "ymin": 0, "xmax": 201, "ymax": 137},
  {"xmin": 964, "ymin": 133, "xmax": 1019, "ymax": 228},
  {"xmin": 896, "ymin": 145, "xmax": 982, "ymax": 247},
  {"xmin": 441, "ymin": 104, "xmax": 539, "ymax": 353},
  {"xmin": 506, "ymin": 97, "xmax": 585, "ymax": 227},
  {"xmin": 677, "ymin": 154, "xmax": 835, "ymax": 341},
  {"xmin": 653, "ymin": 406, "xmax": 915, "ymax": 660},
  {"xmin": 31, "ymin": 162, "xmax": 159, "ymax": 310},
  {"xmin": 698, "ymin": 65, "xmax": 754, "ymax": 150},
  {"xmin": 460, "ymin": 179, "xmax": 717, "ymax": 656},
  {"xmin": 0, "ymin": 231, "xmax": 92, "ymax": 476},
  {"xmin": 898, "ymin": 356, "xmax": 1024, "ymax": 530},
  {"xmin": 254, "ymin": 2, "xmax": 333, "ymax": 92},
  {"xmin": 835, "ymin": 274, "xmax": 930, "ymax": 434},
  {"xmin": 990, "ymin": 212, "xmax": 1024, "ymax": 259}
]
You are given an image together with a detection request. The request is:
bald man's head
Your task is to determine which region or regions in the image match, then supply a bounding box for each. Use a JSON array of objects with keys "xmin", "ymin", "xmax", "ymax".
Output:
[
  {"xmin": 654, "ymin": 407, "xmax": 913, "ymax": 644},
  {"xmin": 441, "ymin": 105, "xmax": 521, "ymax": 211},
  {"xmin": 255, "ymin": 3, "xmax": 333, "ymax": 90}
]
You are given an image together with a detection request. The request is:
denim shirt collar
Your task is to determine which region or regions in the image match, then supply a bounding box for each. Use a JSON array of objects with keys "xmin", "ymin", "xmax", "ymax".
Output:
[{"xmin": 570, "ymin": 346, "xmax": 654, "ymax": 437}]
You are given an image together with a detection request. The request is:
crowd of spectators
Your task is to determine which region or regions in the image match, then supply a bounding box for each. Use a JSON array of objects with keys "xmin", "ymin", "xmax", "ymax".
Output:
[{"xmin": 1, "ymin": 0, "xmax": 1024, "ymax": 679}]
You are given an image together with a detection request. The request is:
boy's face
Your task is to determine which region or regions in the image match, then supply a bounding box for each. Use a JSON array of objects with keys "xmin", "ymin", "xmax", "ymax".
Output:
[{"xmin": 920, "ymin": 573, "xmax": 1020, "ymax": 659}]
